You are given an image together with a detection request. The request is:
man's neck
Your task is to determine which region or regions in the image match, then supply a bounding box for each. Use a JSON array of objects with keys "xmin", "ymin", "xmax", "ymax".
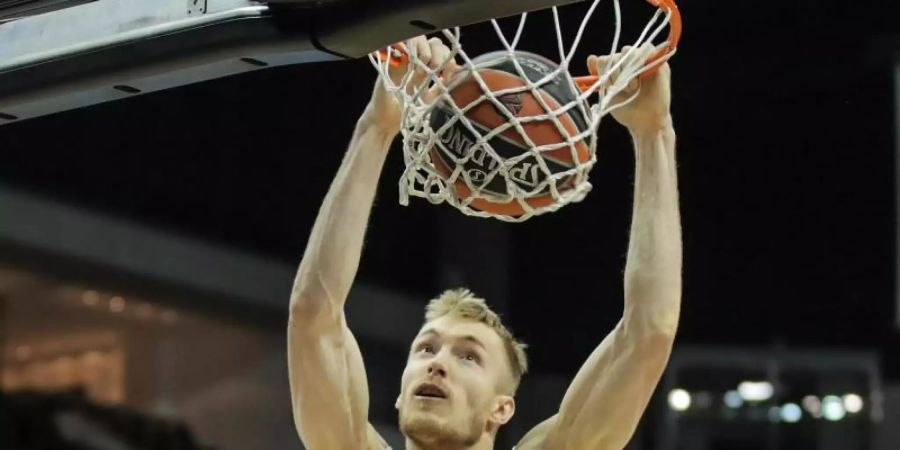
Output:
[{"xmin": 404, "ymin": 434, "xmax": 496, "ymax": 450}]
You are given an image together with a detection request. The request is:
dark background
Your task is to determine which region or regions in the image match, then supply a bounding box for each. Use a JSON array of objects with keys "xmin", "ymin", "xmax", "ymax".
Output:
[{"xmin": 1, "ymin": 0, "xmax": 898, "ymax": 382}]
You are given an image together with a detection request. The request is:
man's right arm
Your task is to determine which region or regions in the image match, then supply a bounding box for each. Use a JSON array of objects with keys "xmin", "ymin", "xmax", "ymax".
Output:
[
  {"xmin": 288, "ymin": 36, "xmax": 454, "ymax": 450},
  {"xmin": 288, "ymin": 108, "xmax": 395, "ymax": 450}
]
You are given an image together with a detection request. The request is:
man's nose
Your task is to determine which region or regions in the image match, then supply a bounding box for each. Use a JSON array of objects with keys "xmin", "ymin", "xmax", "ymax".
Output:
[{"xmin": 427, "ymin": 359, "xmax": 447, "ymax": 378}]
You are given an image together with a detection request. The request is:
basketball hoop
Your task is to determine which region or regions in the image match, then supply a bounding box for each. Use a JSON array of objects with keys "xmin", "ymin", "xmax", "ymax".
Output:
[{"xmin": 370, "ymin": 0, "xmax": 682, "ymax": 222}]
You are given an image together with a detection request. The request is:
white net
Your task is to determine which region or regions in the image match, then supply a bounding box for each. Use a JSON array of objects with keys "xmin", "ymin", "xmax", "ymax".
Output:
[{"xmin": 370, "ymin": 0, "xmax": 678, "ymax": 222}]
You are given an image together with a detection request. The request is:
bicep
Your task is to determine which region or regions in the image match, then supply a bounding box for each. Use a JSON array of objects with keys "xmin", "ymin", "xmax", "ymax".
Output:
[
  {"xmin": 288, "ymin": 314, "xmax": 382, "ymax": 450},
  {"xmin": 546, "ymin": 321, "xmax": 674, "ymax": 450}
]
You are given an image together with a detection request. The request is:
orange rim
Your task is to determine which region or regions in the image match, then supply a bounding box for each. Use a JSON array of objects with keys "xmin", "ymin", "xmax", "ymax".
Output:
[
  {"xmin": 574, "ymin": 0, "xmax": 681, "ymax": 90},
  {"xmin": 641, "ymin": 0, "xmax": 681, "ymax": 77},
  {"xmin": 575, "ymin": 0, "xmax": 681, "ymax": 91},
  {"xmin": 375, "ymin": 43, "xmax": 409, "ymax": 68}
]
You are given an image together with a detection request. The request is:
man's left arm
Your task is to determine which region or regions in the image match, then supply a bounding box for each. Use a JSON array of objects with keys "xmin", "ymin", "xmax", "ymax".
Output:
[{"xmin": 522, "ymin": 48, "xmax": 682, "ymax": 450}]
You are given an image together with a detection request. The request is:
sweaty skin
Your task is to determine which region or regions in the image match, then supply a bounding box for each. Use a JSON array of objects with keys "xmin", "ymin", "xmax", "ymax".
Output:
[{"xmin": 288, "ymin": 39, "xmax": 681, "ymax": 450}]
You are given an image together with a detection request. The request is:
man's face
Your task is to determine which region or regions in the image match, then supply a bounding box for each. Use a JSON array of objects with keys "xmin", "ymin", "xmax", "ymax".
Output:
[{"xmin": 397, "ymin": 316, "xmax": 515, "ymax": 447}]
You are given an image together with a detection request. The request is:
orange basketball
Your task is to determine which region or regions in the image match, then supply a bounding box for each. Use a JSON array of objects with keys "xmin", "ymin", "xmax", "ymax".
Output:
[{"xmin": 429, "ymin": 51, "xmax": 591, "ymax": 217}]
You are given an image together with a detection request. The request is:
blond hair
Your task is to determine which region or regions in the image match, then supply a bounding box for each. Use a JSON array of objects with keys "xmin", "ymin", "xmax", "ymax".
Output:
[{"xmin": 425, "ymin": 288, "xmax": 528, "ymax": 393}]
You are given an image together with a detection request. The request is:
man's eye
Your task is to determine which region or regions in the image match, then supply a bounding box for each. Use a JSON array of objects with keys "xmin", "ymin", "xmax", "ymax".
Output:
[
  {"xmin": 463, "ymin": 353, "xmax": 478, "ymax": 362},
  {"xmin": 419, "ymin": 345, "xmax": 434, "ymax": 354}
]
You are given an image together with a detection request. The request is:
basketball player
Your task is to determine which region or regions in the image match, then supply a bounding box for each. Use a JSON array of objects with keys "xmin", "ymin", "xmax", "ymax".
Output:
[{"xmin": 288, "ymin": 36, "xmax": 681, "ymax": 450}]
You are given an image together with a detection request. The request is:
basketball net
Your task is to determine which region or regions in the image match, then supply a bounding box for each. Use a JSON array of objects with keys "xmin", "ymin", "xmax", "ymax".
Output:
[{"xmin": 370, "ymin": 0, "xmax": 681, "ymax": 222}]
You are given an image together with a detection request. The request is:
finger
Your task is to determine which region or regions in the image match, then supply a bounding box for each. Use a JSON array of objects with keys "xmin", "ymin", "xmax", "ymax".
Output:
[
  {"xmin": 626, "ymin": 76, "xmax": 640, "ymax": 92},
  {"xmin": 410, "ymin": 36, "xmax": 427, "ymax": 54},
  {"xmin": 586, "ymin": 55, "xmax": 599, "ymax": 76},
  {"xmin": 427, "ymin": 37, "xmax": 448, "ymax": 70},
  {"xmin": 648, "ymin": 43, "xmax": 674, "ymax": 70},
  {"xmin": 431, "ymin": 49, "xmax": 450, "ymax": 77},
  {"xmin": 414, "ymin": 36, "xmax": 432, "ymax": 71},
  {"xmin": 635, "ymin": 44, "xmax": 660, "ymax": 64},
  {"xmin": 423, "ymin": 83, "xmax": 442, "ymax": 105},
  {"xmin": 595, "ymin": 54, "xmax": 612, "ymax": 76},
  {"xmin": 614, "ymin": 45, "xmax": 650, "ymax": 80},
  {"xmin": 635, "ymin": 43, "xmax": 668, "ymax": 76},
  {"xmin": 638, "ymin": 42, "xmax": 656, "ymax": 61},
  {"xmin": 621, "ymin": 45, "xmax": 643, "ymax": 68},
  {"xmin": 441, "ymin": 59, "xmax": 462, "ymax": 81},
  {"xmin": 653, "ymin": 42, "xmax": 673, "ymax": 60}
]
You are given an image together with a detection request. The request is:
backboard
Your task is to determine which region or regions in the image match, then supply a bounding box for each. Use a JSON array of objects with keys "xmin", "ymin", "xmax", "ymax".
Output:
[{"xmin": 0, "ymin": 0, "xmax": 585, "ymax": 125}]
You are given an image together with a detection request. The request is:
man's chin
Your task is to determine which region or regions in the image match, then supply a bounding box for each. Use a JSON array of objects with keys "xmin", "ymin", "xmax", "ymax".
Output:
[
  {"xmin": 400, "ymin": 410, "xmax": 480, "ymax": 448},
  {"xmin": 400, "ymin": 410, "xmax": 450, "ymax": 441},
  {"xmin": 401, "ymin": 409, "xmax": 444, "ymax": 431}
]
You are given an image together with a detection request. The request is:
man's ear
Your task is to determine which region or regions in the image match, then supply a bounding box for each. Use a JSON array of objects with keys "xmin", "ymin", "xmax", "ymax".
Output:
[{"xmin": 490, "ymin": 395, "xmax": 516, "ymax": 426}]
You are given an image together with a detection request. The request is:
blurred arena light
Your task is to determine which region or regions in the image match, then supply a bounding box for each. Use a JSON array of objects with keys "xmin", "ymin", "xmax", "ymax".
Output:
[
  {"xmin": 723, "ymin": 390, "xmax": 743, "ymax": 408},
  {"xmin": 842, "ymin": 393, "xmax": 864, "ymax": 414},
  {"xmin": 780, "ymin": 403, "xmax": 802, "ymax": 423},
  {"xmin": 802, "ymin": 395, "xmax": 822, "ymax": 417},
  {"xmin": 822, "ymin": 395, "xmax": 847, "ymax": 421},
  {"xmin": 738, "ymin": 381, "xmax": 774, "ymax": 402},
  {"xmin": 668, "ymin": 389, "xmax": 692, "ymax": 411},
  {"xmin": 109, "ymin": 296, "xmax": 125, "ymax": 313},
  {"xmin": 81, "ymin": 290, "xmax": 100, "ymax": 306}
]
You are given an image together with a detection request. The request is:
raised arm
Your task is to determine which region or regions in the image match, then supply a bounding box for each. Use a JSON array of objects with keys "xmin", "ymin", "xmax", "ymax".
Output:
[
  {"xmin": 523, "ymin": 45, "xmax": 682, "ymax": 450},
  {"xmin": 287, "ymin": 37, "xmax": 455, "ymax": 450},
  {"xmin": 287, "ymin": 89, "xmax": 396, "ymax": 450}
]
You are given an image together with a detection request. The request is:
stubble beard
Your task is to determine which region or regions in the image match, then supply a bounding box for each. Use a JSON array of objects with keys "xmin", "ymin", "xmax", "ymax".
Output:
[{"xmin": 400, "ymin": 404, "xmax": 484, "ymax": 449}]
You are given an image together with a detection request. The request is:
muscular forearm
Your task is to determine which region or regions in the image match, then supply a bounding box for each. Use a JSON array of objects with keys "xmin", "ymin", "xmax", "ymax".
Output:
[
  {"xmin": 622, "ymin": 118, "xmax": 682, "ymax": 338},
  {"xmin": 290, "ymin": 108, "xmax": 396, "ymax": 318}
]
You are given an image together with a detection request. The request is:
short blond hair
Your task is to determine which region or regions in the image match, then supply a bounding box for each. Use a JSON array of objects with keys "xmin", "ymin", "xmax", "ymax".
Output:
[{"xmin": 425, "ymin": 288, "xmax": 528, "ymax": 393}]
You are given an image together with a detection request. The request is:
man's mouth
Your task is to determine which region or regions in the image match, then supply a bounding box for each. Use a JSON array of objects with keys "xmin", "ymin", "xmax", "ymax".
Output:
[{"xmin": 414, "ymin": 383, "xmax": 447, "ymax": 399}]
